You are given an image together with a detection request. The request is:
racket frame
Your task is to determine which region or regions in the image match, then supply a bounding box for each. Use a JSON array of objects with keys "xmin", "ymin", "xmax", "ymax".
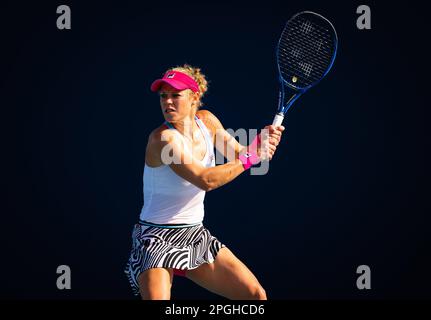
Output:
[{"xmin": 273, "ymin": 11, "xmax": 338, "ymax": 126}]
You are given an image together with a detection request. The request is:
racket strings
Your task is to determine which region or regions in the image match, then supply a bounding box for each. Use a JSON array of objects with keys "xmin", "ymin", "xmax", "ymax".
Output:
[
  {"xmin": 279, "ymin": 37, "xmax": 333, "ymax": 82},
  {"xmin": 285, "ymin": 17, "xmax": 334, "ymax": 53},
  {"xmin": 278, "ymin": 53, "xmax": 329, "ymax": 84},
  {"xmin": 279, "ymin": 47, "xmax": 330, "ymax": 76},
  {"xmin": 279, "ymin": 31, "xmax": 332, "ymax": 83},
  {"xmin": 277, "ymin": 14, "xmax": 337, "ymax": 88},
  {"xmin": 279, "ymin": 28, "xmax": 333, "ymax": 62},
  {"xmin": 281, "ymin": 21, "xmax": 333, "ymax": 51}
]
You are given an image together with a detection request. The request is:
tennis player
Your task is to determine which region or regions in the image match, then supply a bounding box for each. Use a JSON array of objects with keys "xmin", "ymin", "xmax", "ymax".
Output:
[{"xmin": 125, "ymin": 65, "xmax": 284, "ymax": 300}]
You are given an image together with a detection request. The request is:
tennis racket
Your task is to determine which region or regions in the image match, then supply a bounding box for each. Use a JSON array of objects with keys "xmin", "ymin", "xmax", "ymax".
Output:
[{"xmin": 272, "ymin": 11, "xmax": 338, "ymax": 126}]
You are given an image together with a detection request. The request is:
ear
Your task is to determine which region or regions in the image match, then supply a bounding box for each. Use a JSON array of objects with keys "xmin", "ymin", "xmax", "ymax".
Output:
[{"xmin": 191, "ymin": 91, "xmax": 200, "ymax": 105}]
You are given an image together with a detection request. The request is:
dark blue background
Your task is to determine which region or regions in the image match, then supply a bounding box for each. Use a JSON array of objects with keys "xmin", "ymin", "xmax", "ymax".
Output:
[{"xmin": 1, "ymin": 0, "xmax": 430, "ymax": 299}]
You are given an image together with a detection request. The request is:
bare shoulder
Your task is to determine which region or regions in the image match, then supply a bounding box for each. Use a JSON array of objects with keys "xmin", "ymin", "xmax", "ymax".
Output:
[
  {"xmin": 196, "ymin": 109, "xmax": 224, "ymax": 136},
  {"xmin": 148, "ymin": 124, "xmax": 175, "ymax": 148},
  {"xmin": 196, "ymin": 109, "xmax": 219, "ymax": 123},
  {"xmin": 145, "ymin": 124, "xmax": 176, "ymax": 166}
]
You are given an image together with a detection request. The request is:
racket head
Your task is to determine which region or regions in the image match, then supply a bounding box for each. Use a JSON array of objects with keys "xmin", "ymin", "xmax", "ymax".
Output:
[{"xmin": 276, "ymin": 11, "xmax": 338, "ymax": 113}]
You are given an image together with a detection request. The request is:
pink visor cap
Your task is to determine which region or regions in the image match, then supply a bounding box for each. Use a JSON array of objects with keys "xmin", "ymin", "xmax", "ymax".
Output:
[{"xmin": 150, "ymin": 71, "xmax": 200, "ymax": 93}]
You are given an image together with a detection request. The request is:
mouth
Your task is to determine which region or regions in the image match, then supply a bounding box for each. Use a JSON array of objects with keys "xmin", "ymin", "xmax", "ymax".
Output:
[{"xmin": 164, "ymin": 107, "xmax": 176, "ymax": 114}]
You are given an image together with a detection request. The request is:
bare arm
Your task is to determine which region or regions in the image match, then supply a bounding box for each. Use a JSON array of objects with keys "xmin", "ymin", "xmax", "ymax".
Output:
[
  {"xmin": 149, "ymin": 128, "xmax": 245, "ymax": 192},
  {"xmin": 197, "ymin": 109, "xmax": 285, "ymax": 161},
  {"xmin": 197, "ymin": 110, "xmax": 246, "ymax": 161},
  {"xmin": 147, "ymin": 112, "xmax": 284, "ymax": 192}
]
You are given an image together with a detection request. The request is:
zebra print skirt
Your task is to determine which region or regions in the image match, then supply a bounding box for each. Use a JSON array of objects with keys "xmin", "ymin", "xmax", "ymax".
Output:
[{"xmin": 124, "ymin": 220, "xmax": 225, "ymax": 296}]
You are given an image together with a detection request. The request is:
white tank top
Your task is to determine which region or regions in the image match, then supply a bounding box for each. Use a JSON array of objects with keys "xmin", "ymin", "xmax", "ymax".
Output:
[{"xmin": 139, "ymin": 116, "xmax": 215, "ymax": 225}]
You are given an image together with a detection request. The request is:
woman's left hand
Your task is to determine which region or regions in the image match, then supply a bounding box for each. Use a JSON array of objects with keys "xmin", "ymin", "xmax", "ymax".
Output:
[
  {"xmin": 260, "ymin": 125, "xmax": 285, "ymax": 160},
  {"xmin": 266, "ymin": 125, "xmax": 285, "ymax": 147}
]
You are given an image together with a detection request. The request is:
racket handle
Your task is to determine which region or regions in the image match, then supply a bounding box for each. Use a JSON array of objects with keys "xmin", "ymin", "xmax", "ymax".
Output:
[{"xmin": 272, "ymin": 113, "xmax": 284, "ymax": 126}]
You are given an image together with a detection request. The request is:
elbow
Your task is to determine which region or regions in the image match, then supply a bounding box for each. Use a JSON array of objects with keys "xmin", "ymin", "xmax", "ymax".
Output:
[
  {"xmin": 198, "ymin": 175, "xmax": 217, "ymax": 192},
  {"xmin": 203, "ymin": 186, "xmax": 213, "ymax": 192},
  {"xmin": 200, "ymin": 180, "xmax": 215, "ymax": 192},
  {"xmin": 195, "ymin": 169, "xmax": 223, "ymax": 192}
]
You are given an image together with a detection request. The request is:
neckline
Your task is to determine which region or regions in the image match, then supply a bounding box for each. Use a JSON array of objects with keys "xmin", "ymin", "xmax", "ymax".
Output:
[{"xmin": 164, "ymin": 116, "xmax": 209, "ymax": 163}]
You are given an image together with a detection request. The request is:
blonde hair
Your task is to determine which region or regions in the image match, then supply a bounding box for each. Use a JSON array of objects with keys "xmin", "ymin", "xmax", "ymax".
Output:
[{"xmin": 168, "ymin": 64, "xmax": 208, "ymax": 107}]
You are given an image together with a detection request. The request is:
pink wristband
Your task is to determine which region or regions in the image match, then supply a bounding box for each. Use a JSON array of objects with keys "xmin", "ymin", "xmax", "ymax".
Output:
[
  {"xmin": 249, "ymin": 133, "xmax": 261, "ymax": 151},
  {"xmin": 239, "ymin": 152, "xmax": 260, "ymax": 170}
]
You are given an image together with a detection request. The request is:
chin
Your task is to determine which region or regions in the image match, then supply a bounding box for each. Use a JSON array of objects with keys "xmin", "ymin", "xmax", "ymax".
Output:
[
  {"xmin": 163, "ymin": 115, "xmax": 178, "ymax": 124},
  {"xmin": 163, "ymin": 113, "xmax": 173, "ymax": 119},
  {"xmin": 164, "ymin": 112, "xmax": 184, "ymax": 122}
]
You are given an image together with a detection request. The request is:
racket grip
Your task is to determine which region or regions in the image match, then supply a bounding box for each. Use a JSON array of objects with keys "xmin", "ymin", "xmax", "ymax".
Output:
[{"xmin": 272, "ymin": 113, "xmax": 284, "ymax": 126}]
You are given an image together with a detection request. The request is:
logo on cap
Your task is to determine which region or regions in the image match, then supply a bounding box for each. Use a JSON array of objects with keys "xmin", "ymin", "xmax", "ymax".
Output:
[{"xmin": 167, "ymin": 73, "xmax": 175, "ymax": 79}]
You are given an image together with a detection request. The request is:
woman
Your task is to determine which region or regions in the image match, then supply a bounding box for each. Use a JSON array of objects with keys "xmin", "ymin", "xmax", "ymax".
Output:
[{"xmin": 125, "ymin": 64, "xmax": 284, "ymax": 300}]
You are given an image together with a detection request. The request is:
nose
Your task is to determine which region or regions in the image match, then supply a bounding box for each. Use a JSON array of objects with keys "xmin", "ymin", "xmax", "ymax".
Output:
[
  {"xmin": 163, "ymin": 95, "xmax": 173, "ymax": 105},
  {"xmin": 166, "ymin": 97, "xmax": 173, "ymax": 104}
]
